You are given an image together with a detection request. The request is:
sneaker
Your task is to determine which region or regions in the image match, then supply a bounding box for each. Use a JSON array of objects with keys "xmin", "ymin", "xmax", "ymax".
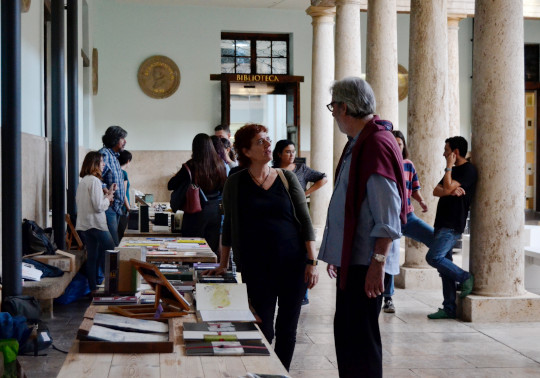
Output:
[
  {"xmin": 427, "ymin": 308, "xmax": 455, "ymax": 319},
  {"xmin": 460, "ymin": 274, "xmax": 474, "ymax": 298},
  {"xmin": 383, "ymin": 299, "xmax": 395, "ymax": 313},
  {"xmin": 301, "ymin": 298, "xmax": 309, "ymax": 306}
]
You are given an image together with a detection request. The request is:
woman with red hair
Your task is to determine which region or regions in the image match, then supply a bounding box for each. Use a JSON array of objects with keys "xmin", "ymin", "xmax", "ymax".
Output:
[{"xmin": 207, "ymin": 124, "xmax": 319, "ymax": 370}]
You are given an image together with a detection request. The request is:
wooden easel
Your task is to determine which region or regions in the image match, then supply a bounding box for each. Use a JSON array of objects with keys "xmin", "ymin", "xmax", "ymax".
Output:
[
  {"xmin": 109, "ymin": 259, "xmax": 191, "ymax": 321},
  {"xmin": 65, "ymin": 214, "xmax": 84, "ymax": 250}
]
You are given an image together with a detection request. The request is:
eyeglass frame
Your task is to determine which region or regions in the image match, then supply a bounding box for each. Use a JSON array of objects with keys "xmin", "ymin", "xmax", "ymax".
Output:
[
  {"xmin": 255, "ymin": 137, "xmax": 272, "ymax": 146},
  {"xmin": 326, "ymin": 101, "xmax": 343, "ymax": 112}
]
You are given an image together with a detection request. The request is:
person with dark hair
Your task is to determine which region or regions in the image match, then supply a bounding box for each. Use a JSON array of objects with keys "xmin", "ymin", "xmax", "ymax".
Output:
[
  {"xmin": 214, "ymin": 124, "xmax": 231, "ymax": 140},
  {"xmin": 99, "ymin": 125, "xmax": 128, "ymax": 246},
  {"xmin": 220, "ymin": 137, "xmax": 238, "ymax": 169},
  {"xmin": 381, "ymin": 131, "xmax": 434, "ymax": 313},
  {"xmin": 273, "ymin": 139, "xmax": 328, "ymax": 198},
  {"xmin": 318, "ymin": 77, "xmax": 406, "ymax": 377},
  {"xmin": 117, "ymin": 150, "xmax": 133, "ymax": 241},
  {"xmin": 426, "ymin": 136, "xmax": 477, "ymax": 320},
  {"xmin": 76, "ymin": 151, "xmax": 116, "ymax": 293},
  {"xmin": 205, "ymin": 124, "xmax": 319, "ymax": 371},
  {"xmin": 210, "ymin": 135, "xmax": 230, "ymax": 176},
  {"xmin": 273, "ymin": 139, "xmax": 327, "ymax": 305},
  {"xmin": 167, "ymin": 133, "xmax": 227, "ymax": 252}
]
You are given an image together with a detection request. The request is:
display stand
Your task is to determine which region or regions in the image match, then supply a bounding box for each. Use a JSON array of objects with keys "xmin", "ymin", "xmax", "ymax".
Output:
[{"xmin": 109, "ymin": 259, "xmax": 191, "ymax": 320}]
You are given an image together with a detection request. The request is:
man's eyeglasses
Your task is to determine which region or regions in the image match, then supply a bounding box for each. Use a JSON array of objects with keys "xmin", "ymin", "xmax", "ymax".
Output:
[
  {"xmin": 255, "ymin": 137, "xmax": 272, "ymax": 146},
  {"xmin": 326, "ymin": 101, "xmax": 342, "ymax": 112}
]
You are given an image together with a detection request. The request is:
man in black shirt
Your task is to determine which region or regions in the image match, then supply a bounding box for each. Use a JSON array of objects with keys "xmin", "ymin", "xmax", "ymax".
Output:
[{"xmin": 426, "ymin": 136, "xmax": 478, "ymax": 319}]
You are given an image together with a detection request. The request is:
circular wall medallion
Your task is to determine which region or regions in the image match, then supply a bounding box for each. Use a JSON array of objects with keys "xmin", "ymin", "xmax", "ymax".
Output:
[
  {"xmin": 137, "ymin": 55, "xmax": 180, "ymax": 99},
  {"xmin": 398, "ymin": 64, "xmax": 409, "ymax": 102},
  {"xmin": 92, "ymin": 48, "xmax": 98, "ymax": 95}
]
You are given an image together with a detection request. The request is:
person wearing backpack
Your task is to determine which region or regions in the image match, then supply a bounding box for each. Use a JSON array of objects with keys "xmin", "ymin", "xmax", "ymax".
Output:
[{"xmin": 76, "ymin": 151, "xmax": 116, "ymax": 293}]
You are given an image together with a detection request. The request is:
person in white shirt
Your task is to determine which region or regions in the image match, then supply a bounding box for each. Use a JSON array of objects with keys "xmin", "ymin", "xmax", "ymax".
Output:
[{"xmin": 76, "ymin": 151, "xmax": 116, "ymax": 292}]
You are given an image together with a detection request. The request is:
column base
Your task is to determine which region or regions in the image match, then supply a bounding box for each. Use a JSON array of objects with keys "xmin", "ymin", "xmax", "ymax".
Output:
[
  {"xmin": 459, "ymin": 292, "xmax": 540, "ymax": 322},
  {"xmin": 395, "ymin": 266, "xmax": 442, "ymax": 290}
]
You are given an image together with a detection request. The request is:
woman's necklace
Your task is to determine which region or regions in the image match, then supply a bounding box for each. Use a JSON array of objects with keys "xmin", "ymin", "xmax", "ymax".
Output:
[{"xmin": 248, "ymin": 166, "xmax": 271, "ymax": 187}]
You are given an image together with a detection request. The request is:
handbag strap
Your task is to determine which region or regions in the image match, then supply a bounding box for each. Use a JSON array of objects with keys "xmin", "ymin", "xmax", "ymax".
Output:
[
  {"xmin": 183, "ymin": 163, "xmax": 194, "ymax": 184},
  {"xmin": 276, "ymin": 168, "xmax": 289, "ymax": 192}
]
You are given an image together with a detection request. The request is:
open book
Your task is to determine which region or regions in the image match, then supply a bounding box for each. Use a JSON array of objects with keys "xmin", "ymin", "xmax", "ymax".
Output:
[{"xmin": 196, "ymin": 283, "xmax": 255, "ymax": 322}]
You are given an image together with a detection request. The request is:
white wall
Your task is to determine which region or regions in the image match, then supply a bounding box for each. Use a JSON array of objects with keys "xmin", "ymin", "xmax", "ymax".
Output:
[
  {"xmin": 92, "ymin": 1, "xmax": 313, "ymax": 151},
  {"xmin": 525, "ymin": 19, "xmax": 540, "ymax": 42},
  {"xmin": 21, "ymin": 0, "xmax": 45, "ymax": 136}
]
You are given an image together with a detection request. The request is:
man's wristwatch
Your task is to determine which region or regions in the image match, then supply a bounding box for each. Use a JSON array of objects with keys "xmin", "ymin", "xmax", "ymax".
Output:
[
  {"xmin": 372, "ymin": 254, "xmax": 386, "ymax": 263},
  {"xmin": 306, "ymin": 259, "xmax": 318, "ymax": 266},
  {"xmin": 444, "ymin": 167, "xmax": 452, "ymax": 172}
]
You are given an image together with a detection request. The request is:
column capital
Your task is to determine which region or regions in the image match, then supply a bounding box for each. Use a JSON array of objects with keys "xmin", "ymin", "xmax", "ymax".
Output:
[
  {"xmin": 306, "ymin": 5, "xmax": 336, "ymax": 21},
  {"xmin": 448, "ymin": 14, "xmax": 467, "ymax": 28}
]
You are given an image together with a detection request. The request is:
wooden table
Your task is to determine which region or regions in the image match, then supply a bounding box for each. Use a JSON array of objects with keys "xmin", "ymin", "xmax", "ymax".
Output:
[
  {"xmin": 123, "ymin": 229, "xmax": 179, "ymax": 238},
  {"xmin": 119, "ymin": 237, "xmax": 217, "ymax": 264},
  {"xmin": 57, "ymin": 311, "xmax": 288, "ymax": 377}
]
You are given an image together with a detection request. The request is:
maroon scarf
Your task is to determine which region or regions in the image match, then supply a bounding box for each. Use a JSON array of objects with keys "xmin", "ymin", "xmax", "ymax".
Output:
[{"xmin": 335, "ymin": 116, "xmax": 407, "ymax": 290}]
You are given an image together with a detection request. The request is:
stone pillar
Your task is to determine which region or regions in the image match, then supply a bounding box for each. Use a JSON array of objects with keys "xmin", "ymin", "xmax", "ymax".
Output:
[
  {"xmin": 461, "ymin": 0, "xmax": 540, "ymax": 322},
  {"xmin": 306, "ymin": 6, "xmax": 336, "ymax": 232},
  {"xmin": 395, "ymin": 0, "xmax": 449, "ymax": 290},
  {"xmin": 448, "ymin": 15, "xmax": 465, "ymax": 137},
  {"xmin": 365, "ymin": 0, "xmax": 399, "ymax": 127},
  {"xmin": 334, "ymin": 0, "xmax": 362, "ymax": 171}
]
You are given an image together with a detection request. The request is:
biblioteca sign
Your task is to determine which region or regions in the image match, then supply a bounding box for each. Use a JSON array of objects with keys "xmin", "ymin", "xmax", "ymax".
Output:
[{"xmin": 235, "ymin": 74, "xmax": 280, "ymax": 82}]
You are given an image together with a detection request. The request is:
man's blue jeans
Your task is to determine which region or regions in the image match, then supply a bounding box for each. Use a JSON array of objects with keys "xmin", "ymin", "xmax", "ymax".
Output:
[
  {"xmin": 82, "ymin": 228, "xmax": 115, "ymax": 291},
  {"xmin": 383, "ymin": 212, "xmax": 434, "ymax": 298},
  {"xmin": 426, "ymin": 227, "xmax": 470, "ymax": 317},
  {"xmin": 105, "ymin": 208, "xmax": 121, "ymax": 246},
  {"xmin": 402, "ymin": 212, "xmax": 434, "ymax": 247}
]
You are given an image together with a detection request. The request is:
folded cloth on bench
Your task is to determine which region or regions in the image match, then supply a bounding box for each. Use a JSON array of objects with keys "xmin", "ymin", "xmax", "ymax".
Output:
[{"xmin": 23, "ymin": 258, "xmax": 64, "ymax": 278}]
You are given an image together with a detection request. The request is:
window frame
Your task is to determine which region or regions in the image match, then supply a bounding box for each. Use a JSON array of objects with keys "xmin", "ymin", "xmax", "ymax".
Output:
[{"xmin": 221, "ymin": 32, "xmax": 290, "ymax": 75}]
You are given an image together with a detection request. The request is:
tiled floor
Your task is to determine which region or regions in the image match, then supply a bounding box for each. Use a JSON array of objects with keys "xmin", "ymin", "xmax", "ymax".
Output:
[
  {"xmin": 290, "ymin": 262, "xmax": 540, "ymax": 377},
  {"xmin": 17, "ymin": 261, "xmax": 540, "ymax": 377}
]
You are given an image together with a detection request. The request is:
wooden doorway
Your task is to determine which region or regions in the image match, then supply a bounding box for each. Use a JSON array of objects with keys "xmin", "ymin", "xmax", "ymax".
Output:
[{"xmin": 210, "ymin": 74, "xmax": 303, "ymax": 151}]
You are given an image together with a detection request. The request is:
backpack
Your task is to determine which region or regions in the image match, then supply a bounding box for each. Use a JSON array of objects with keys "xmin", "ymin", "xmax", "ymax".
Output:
[
  {"xmin": 2, "ymin": 296, "xmax": 53, "ymax": 356},
  {"xmin": 22, "ymin": 219, "xmax": 57, "ymax": 256}
]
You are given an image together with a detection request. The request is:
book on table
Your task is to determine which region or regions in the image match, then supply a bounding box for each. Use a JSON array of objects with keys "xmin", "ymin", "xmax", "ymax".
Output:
[
  {"xmin": 183, "ymin": 321, "xmax": 268, "ymax": 357},
  {"xmin": 195, "ymin": 283, "xmax": 255, "ymax": 322}
]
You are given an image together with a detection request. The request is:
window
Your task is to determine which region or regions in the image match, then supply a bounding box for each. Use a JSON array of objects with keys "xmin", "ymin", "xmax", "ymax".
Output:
[{"xmin": 221, "ymin": 33, "xmax": 289, "ymax": 75}]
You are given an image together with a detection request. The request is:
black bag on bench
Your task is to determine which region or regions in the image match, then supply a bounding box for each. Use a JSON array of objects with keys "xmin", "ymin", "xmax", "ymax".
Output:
[{"xmin": 22, "ymin": 219, "xmax": 57, "ymax": 256}]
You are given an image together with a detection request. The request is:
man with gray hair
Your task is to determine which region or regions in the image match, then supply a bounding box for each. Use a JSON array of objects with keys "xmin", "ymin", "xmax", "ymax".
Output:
[{"xmin": 318, "ymin": 77, "xmax": 407, "ymax": 377}]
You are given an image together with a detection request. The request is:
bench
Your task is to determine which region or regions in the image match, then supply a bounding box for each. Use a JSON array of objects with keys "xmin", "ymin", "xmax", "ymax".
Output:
[{"xmin": 22, "ymin": 250, "xmax": 85, "ymax": 318}]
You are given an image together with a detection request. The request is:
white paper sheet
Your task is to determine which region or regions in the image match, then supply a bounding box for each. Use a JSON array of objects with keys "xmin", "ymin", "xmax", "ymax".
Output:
[
  {"xmin": 182, "ymin": 330, "xmax": 261, "ymax": 340},
  {"xmin": 166, "ymin": 243, "xmax": 202, "ymax": 249},
  {"xmin": 199, "ymin": 310, "xmax": 256, "ymax": 322}
]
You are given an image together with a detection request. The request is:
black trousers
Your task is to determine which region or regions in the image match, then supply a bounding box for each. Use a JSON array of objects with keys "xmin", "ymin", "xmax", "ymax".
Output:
[
  {"xmin": 335, "ymin": 265, "xmax": 383, "ymax": 378},
  {"xmin": 244, "ymin": 262, "xmax": 307, "ymax": 371},
  {"xmin": 181, "ymin": 198, "xmax": 221, "ymax": 253}
]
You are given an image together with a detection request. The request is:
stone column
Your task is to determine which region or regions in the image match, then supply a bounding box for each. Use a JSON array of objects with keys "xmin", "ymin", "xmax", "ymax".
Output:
[
  {"xmin": 306, "ymin": 6, "xmax": 336, "ymax": 232},
  {"xmin": 365, "ymin": 0, "xmax": 399, "ymax": 127},
  {"xmin": 334, "ymin": 0, "xmax": 362, "ymax": 171},
  {"xmin": 395, "ymin": 0, "xmax": 449, "ymax": 289},
  {"xmin": 448, "ymin": 15, "xmax": 465, "ymax": 137},
  {"xmin": 462, "ymin": 0, "xmax": 540, "ymax": 322}
]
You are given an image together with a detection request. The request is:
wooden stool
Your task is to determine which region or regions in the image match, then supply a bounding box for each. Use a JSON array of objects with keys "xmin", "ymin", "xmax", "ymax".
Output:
[{"xmin": 65, "ymin": 214, "xmax": 84, "ymax": 251}]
